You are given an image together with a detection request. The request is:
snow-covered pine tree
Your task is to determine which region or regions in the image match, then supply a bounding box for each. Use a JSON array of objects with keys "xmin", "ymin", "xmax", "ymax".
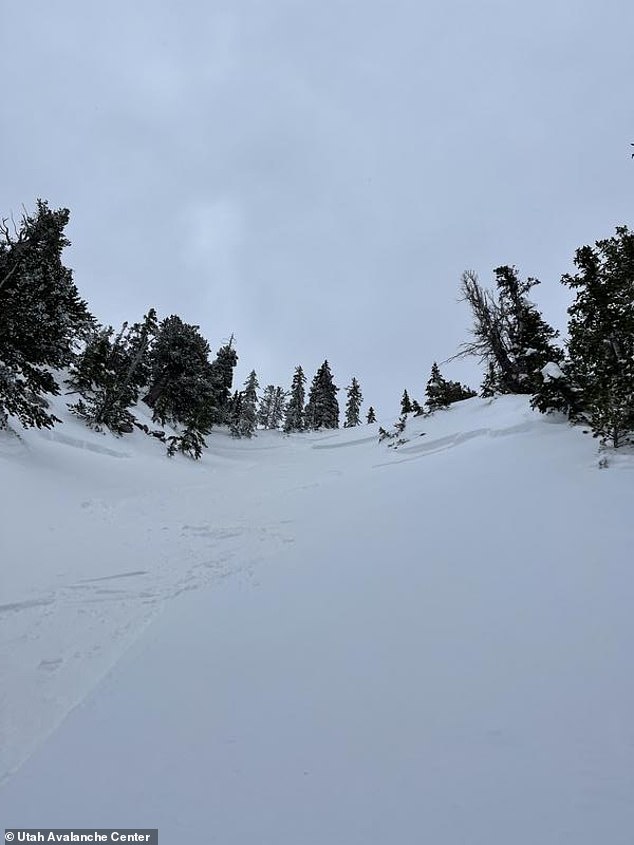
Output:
[
  {"xmin": 425, "ymin": 362, "xmax": 451, "ymax": 411},
  {"xmin": 344, "ymin": 377, "xmax": 363, "ymax": 427},
  {"xmin": 444, "ymin": 379, "xmax": 477, "ymax": 404},
  {"xmin": 560, "ymin": 226, "xmax": 634, "ymax": 446},
  {"xmin": 400, "ymin": 389, "xmax": 412, "ymax": 415},
  {"xmin": 494, "ymin": 265, "xmax": 563, "ymax": 393},
  {"xmin": 209, "ymin": 336, "xmax": 238, "ymax": 424},
  {"xmin": 284, "ymin": 365, "xmax": 306, "ymax": 432},
  {"xmin": 411, "ymin": 399, "xmax": 424, "ymax": 415},
  {"xmin": 166, "ymin": 424, "xmax": 206, "ymax": 460},
  {"xmin": 69, "ymin": 323, "xmax": 133, "ymax": 433},
  {"xmin": 258, "ymin": 385, "xmax": 275, "ymax": 429},
  {"xmin": 0, "ymin": 201, "xmax": 93, "ymax": 429},
  {"xmin": 228, "ymin": 390, "xmax": 243, "ymax": 433},
  {"xmin": 305, "ymin": 360, "xmax": 339, "ymax": 429},
  {"xmin": 144, "ymin": 315, "xmax": 214, "ymax": 427},
  {"xmin": 141, "ymin": 315, "xmax": 218, "ymax": 457},
  {"xmin": 480, "ymin": 362, "xmax": 500, "ymax": 397},
  {"xmin": 67, "ymin": 326, "xmax": 115, "ymax": 396},
  {"xmin": 69, "ymin": 309, "xmax": 158, "ymax": 434},
  {"xmin": 270, "ymin": 387, "xmax": 286, "ymax": 430},
  {"xmin": 425, "ymin": 363, "xmax": 475, "ymax": 411},
  {"xmin": 378, "ymin": 425, "xmax": 394, "ymax": 442},
  {"xmin": 530, "ymin": 360, "xmax": 579, "ymax": 418},
  {"xmin": 366, "ymin": 406, "xmax": 376, "ymax": 424},
  {"xmin": 458, "ymin": 267, "xmax": 562, "ymax": 396},
  {"xmin": 232, "ymin": 370, "xmax": 259, "ymax": 437},
  {"xmin": 257, "ymin": 384, "xmax": 286, "ymax": 430}
]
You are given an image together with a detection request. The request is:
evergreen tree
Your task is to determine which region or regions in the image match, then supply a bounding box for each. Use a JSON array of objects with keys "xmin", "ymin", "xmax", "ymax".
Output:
[
  {"xmin": 232, "ymin": 370, "xmax": 259, "ymax": 437},
  {"xmin": 304, "ymin": 360, "xmax": 339, "ymax": 429},
  {"xmin": 143, "ymin": 315, "xmax": 215, "ymax": 429},
  {"xmin": 257, "ymin": 384, "xmax": 285, "ymax": 429},
  {"xmin": 0, "ymin": 201, "xmax": 93, "ymax": 429},
  {"xmin": 270, "ymin": 387, "xmax": 286, "ymax": 430},
  {"xmin": 411, "ymin": 399, "xmax": 424, "ymax": 415},
  {"xmin": 69, "ymin": 309, "xmax": 158, "ymax": 434},
  {"xmin": 401, "ymin": 389, "xmax": 412, "ymax": 415},
  {"xmin": 378, "ymin": 425, "xmax": 393, "ymax": 442},
  {"xmin": 458, "ymin": 267, "xmax": 562, "ymax": 395},
  {"xmin": 425, "ymin": 362, "xmax": 451, "ymax": 411},
  {"xmin": 67, "ymin": 326, "xmax": 115, "ymax": 396},
  {"xmin": 366, "ymin": 406, "xmax": 376, "ymax": 424},
  {"xmin": 494, "ymin": 265, "xmax": 563, "ymax": 393},
  {"xmin": 228, "ymin": 390, "xmax": 243, "ymax": 432},
  {"xmin": 426, "ymin": 362, "xmax": 475, "ymax": 410},
  {"xmin": 284, "ymin": 365, "xmax": 306, "ymax": 432},
  {"xmin": 344, "ymin": 377, "xmax": 363, "ymax": 427},
  {"xmin": 530, "ymin": 360, "xmax": 580, "ymax": 418},
  {"xmin": 560, "ymin": 226, "xmax": 634, "ymax": 446},
  {"xmin": 258, "ymin": 385, "xmax": 275, "ymax": 428},
  {"xmin": 445, "ymin": 379, "xmax": 477, "ymax": 404},
  {"xmin": 166, "ymin": 424, "xmax": 206, "ymax": 460},
  {"xmin": 480, "ymin": 362, "xmax": 500, "ymax": 397},
  {"xmin": 209, "ymin": 336, "xmax": 238, "ymax": 423}
]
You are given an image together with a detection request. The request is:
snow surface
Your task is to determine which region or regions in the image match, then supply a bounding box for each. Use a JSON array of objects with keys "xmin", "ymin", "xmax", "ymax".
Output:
[{"xmin": 1, "ymin": 396, "xmax": 633, "ymax": 843}]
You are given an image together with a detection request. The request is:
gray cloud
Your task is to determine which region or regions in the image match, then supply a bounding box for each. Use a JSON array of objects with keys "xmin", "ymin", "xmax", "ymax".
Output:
[{"xmin": 3, "ymin": 0, "xmax": 633, "ymax": 413}]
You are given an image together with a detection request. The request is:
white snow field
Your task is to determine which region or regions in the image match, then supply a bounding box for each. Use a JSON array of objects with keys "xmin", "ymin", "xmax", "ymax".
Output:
[{"xmin": 1, "ymin": 395, "xmax": 633, "ymax": 843}]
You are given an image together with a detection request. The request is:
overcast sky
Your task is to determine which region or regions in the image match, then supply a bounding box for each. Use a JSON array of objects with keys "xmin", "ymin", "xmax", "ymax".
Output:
[{"xmin": 3, "ymin": 0, "xmax": 634, "ymax": 415}]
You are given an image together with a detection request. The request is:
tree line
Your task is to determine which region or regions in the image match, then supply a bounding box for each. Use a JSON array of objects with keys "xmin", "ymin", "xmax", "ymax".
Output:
[
  {"xmin": 0, "ymin": 202, "xmax": 375, "ymax": 457},
  {"xmin": 1, "ymin": 199, "xmax": 633, "ymax": 456}
]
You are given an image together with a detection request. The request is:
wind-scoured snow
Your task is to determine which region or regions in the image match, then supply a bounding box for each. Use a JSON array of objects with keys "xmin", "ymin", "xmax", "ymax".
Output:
[{"xmin": 1, "ymin": 396, "xmax": 633, "ymax": 843}]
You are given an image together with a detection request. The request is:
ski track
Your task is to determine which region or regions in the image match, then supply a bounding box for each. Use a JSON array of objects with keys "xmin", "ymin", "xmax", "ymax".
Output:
[
  {"xmin": 1, "ymin": 402, "xmax": 549, "ymax": 783},
  {"xmin": 0, "ymin": 473, "xmax": 298, "ymax": 782},
  {"xmin": 2, "ymin": 394, "xmax": 633, "ymax": 844}
]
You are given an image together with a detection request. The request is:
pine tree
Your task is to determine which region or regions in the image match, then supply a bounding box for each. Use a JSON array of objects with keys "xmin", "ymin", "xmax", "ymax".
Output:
[
  {"xmin": 426, "ymin": 362, "xmax": 475, "ymax": 410},
  {"xmin": 378, "ymin": 425, "xmax": 393, "ymax": 442},
  {"xmin": 344, "ymin": 377, "xmax": 363, "ymax": 427},
  {"xmin": 232, "ymin": 370, "xmax": 259, "ymax": 437},
  {"xmin": 209, "ymin": 336, "xmax": 238, "ymax": 424},
  {"xmin": 257, "ymin": 385, "xmax": 285, "ymax": 429},
  {"xmin": 67, "ymin": 326, "xmax": 115, "ymax": 396},
  {"xmin": 270, "ymin": 387, "xmax": 286, "ymax": 430},
  {"xmin": 69, "ymin": 309, "xmax": 158, "ymax": 434},
  {"xmin": 0, "ymin": 201, "xmax": 93, "ymax": 429},
  {"xmin": 530, "ymin": 360, "xmax": 579, "ymax": 418},
  {"xmin": 400, "ymin": 389, "xmax": 412, "ymax": 415},
  {"xmin": 425, "ymin": 362, "xmax": 451, "ymax": 411},
  {"xmin": 258, "ymin": 385, "xmax": 275, "ymax": 429},
  {"xmin": 305, "ymin": 360, "xmax": 339, "ymax": 429},
  {"xmin": 228, "ymin": 390, "xmax": 243, "ymax": 433},
  {"xmin": 444, "ymin": 379, "xmax": 477, "ymax": 404},
  {"xmin": 494, "ymin": 265, "xmax": 563, "ymax": 393},
  {"xmin": 141, "ymin": 315, "xmax": 218, "ymax": 456},
  {"xmin": 166, "ymin": 424, "xmax": 207, "ymax": 460},
  {"xmin": 411, "ymin": 400, "xmax": 424, "ymax": 415},
  {"xmin": 480, "ymin": 362, "xmax": 500, "ymax": 397},
  {"xmin": 284, "ymin": 365, "xmax": 306, "ymax": 432},
  {"xmin": 458, "ymin": 267, "xmax": 562, "ymax": 395},
  {"xmin": 366, "ymin": 406, "xmax": 376, "ymax": 424},
  {"xmin": 144, "ymin": 315, "xmax": 215, "ymax": 429},
  {"xmin": 560, "ymin": 226, "xmax": 634, "ymax": 446}
]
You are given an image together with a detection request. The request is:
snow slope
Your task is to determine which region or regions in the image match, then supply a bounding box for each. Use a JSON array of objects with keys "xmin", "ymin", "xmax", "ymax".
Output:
[{"xmin": 1, "ymin": 396, "xmax": 633, "ymax": 843}]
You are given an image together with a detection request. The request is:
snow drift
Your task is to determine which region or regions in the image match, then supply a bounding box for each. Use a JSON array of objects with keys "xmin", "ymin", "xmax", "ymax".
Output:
[{"xmin": 1, "ymin": 395, "xmax": 633, "ymax": 844}]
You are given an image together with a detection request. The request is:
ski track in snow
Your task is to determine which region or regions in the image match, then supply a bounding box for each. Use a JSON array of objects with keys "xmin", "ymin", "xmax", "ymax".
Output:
[
  {"xmin": 2, "ymin": 395, "xmax": 634, "ymax": 843},
  {"xmin": 0, "ymin": 414, "xmax": 301, "ymax": 783}
]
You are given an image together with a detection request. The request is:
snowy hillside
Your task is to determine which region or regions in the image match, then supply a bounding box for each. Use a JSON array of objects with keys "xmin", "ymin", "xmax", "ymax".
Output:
[{"xmin": 1, "ymin": 397, "xmax": 633, "ymax": 843}]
